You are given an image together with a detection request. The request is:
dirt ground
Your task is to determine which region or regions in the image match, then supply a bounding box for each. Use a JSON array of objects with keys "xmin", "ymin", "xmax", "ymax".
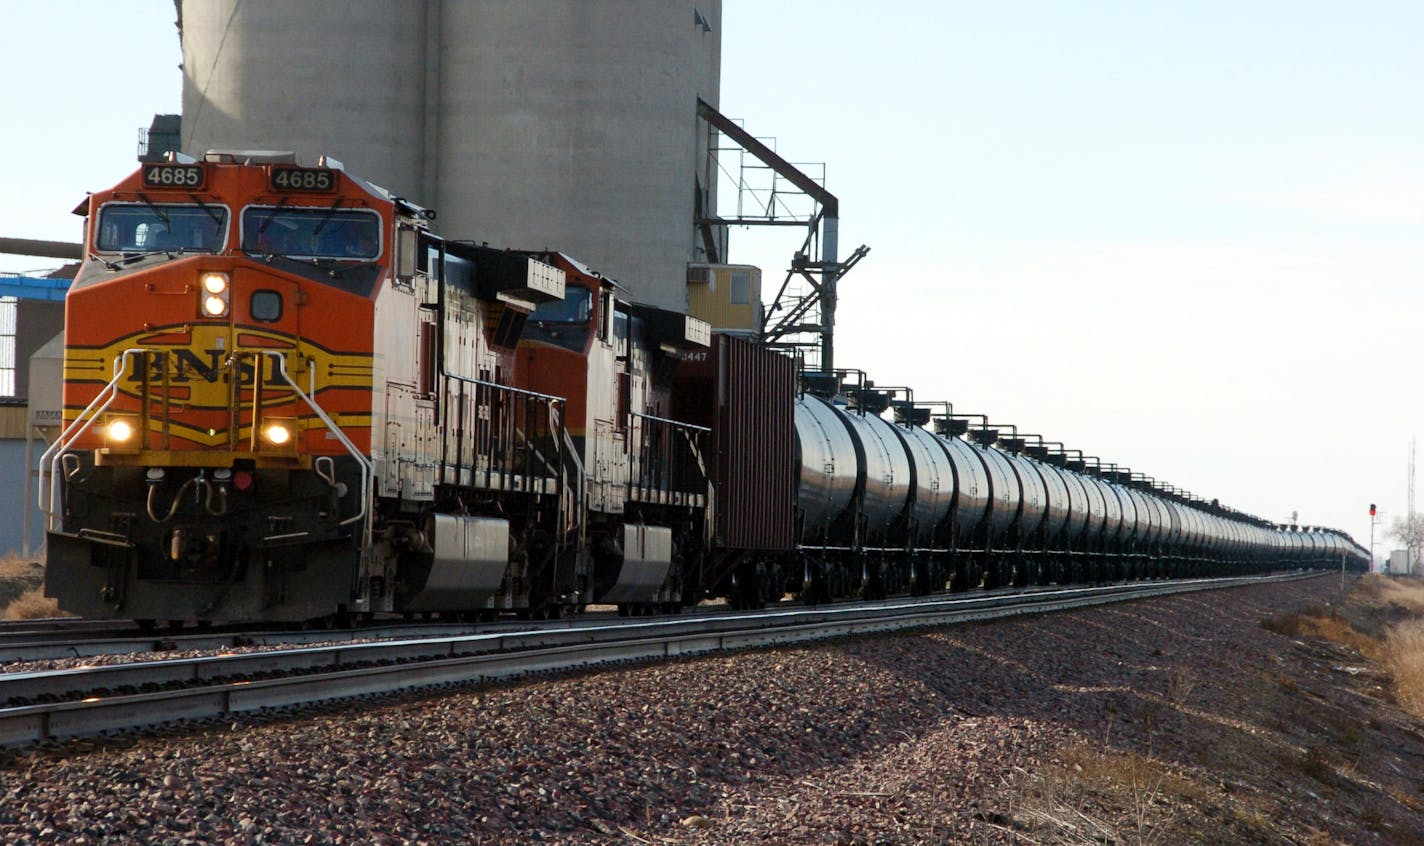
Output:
[{"xmin": 2, "ymin": 573, "xmax": 1422, "ymax": 845}]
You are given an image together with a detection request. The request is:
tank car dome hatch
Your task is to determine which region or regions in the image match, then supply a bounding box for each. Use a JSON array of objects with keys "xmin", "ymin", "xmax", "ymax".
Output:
[
  {"xmin": 892, "ymin": 402, "xmax": 932, "ymax": 428},
  {"xmin": 802, "ymin": 371, "xmax": 842, "ymax": 398}
]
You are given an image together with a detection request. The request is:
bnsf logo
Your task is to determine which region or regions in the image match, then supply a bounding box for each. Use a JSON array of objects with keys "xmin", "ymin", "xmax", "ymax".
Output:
[
  {"xmin": 118, "ymin": 347, "xmax": 298, "ymax": 411},
  {"xmin": 126, "ymin": 348, "xmax": 292, "ymax": 387}
]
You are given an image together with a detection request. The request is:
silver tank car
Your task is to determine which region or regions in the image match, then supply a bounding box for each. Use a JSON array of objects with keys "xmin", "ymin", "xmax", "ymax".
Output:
[
  {"xmin": 838, "ymin": 409, "xmax": 913, "ymax": 543},
  {"xmin": 939, "ymin": 436, "xmax": 991, "ymax": 543},
  {"xmin": 893, "ymin": 424, "xmax": 958, "ymax": 546},
  {"xmin": 793, "ymin": 395, "xmax": 859, "ymax": 543},
  {"xmin": 781, "ymin": 379, "xmax": 1370, "ymax": 603}
]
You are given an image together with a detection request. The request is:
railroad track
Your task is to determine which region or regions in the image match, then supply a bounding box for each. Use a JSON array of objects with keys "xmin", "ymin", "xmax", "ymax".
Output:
[
  {"xmin": 0, "ymin": 581, "xmax": 1162, "ymax": 664},
  {"xmin": 0, "ymin": 572, "xmax": 1322, "ymax": 749}
]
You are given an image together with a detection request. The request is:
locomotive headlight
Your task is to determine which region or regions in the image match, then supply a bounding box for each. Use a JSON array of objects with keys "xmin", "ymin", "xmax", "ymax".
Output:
[
  {"xmin": 201, "ymin": 272, "xmax": 229, "ymax": 294},
  {"xmin": 104, "ymin": 415, "xmax": 141, "ymax": 452},
  {"xmin": 260, "ymin": 418, "xmax": 296, "ymax": 450},
  {"xmin": 107, "ymin": 418, "xmax": 134, "ymax": 442},
  {"xmin": 199, "ymin": 272, "xmax": 230, "ymax": 317}
]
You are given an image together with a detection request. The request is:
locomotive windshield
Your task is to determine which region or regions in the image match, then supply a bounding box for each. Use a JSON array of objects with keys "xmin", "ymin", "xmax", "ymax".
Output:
[
  {"xmin": 529, "ymin": 287, "xmax": 592, "ymax": 323},
  {"xmin": 96, "ymin": 203, "xmax": 229, "ymax": 253},
  {"xmin": 241, "ymin": 207, "xmax": 381, "ymax": 259}
]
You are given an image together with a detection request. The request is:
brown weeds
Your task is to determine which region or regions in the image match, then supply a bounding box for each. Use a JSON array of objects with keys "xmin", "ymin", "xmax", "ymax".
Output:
[
  {"xmin": 1268, "ymin": 577, "xmax": 1424, "ymax": 720},
  {"xmin": 1383, "ymin": 619, "xmax": 1424, "ymax": 719},
  {"xmin": 1, "ymin": 588, "xmax": 60, "ymax": 620},
  {"xmin": 1356, "ymin": 574, "xmax": 1424, "ymax": 616},
  {"xmin": 1001, "ymin": 746, "xmax": 1204, "ymax": 844},
  {"xmin": 0, "ymin": 554, "xmax": 41, "ymax": 582},
  {"xmin": 1260, "ymin": 606, "xmax": 1382, "ymax": 660}
]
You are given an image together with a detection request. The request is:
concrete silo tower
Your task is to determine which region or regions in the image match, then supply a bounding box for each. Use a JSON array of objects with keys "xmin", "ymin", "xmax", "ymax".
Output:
[
  {"xmin": 178, "ymin": 0, "xmax": 430, "ymax": 204},
  {"xmin": 178, "ymin": 0, "xmax": 722, "ymax": 311}
]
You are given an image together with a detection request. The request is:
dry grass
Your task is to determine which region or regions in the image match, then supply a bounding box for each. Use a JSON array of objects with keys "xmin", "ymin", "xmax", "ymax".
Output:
[
  {"xmin": 1356, "ymin": 574, "xmax": 1424, "ymax": 616},
  {"xmin": 0, "ymin": 554, "xmax": 48, "ymax": 618},
  {"xmin": 1383, "ymin": 619, "xmax": 1424, "ymax": 719},
  {"xmin": 0, "ymin": 553, "xmax": 39, "ymax": 581},
  {"xmin": 1389, "ymin": 784, "xmax": 1424, "ymax": 812},
  {"xmin": 2, "ymin": 587, "xmax": 59, "ymax": 620},
  {"xmin": 1000, "ymin": 746, "xmax": 1208, "ymax": 844},
  {"xmin": 1267, "ymin": 577, "xmax": 1424, "ymax": 721},
  {"xmin": 1261, "ymin": 605, "xmax": 1383, "ymax": 660}
]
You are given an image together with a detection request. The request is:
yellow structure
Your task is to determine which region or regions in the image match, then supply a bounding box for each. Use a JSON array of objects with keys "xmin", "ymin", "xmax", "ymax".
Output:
[{"xmin": 686, "ymin": 264, "xmax": 761, "ymax": 335}]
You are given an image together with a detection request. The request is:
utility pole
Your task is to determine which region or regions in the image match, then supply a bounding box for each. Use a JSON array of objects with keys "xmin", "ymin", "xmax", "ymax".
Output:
[{"xmin": 1410, "ymin": 437, "xmax": 1416, "ymax": 575}]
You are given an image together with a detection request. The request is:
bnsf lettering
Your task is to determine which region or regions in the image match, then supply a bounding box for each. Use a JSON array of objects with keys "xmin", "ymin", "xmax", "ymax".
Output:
[{"xmin": 128, "ymin": 350, "xmax": 290, "ymax": 386}]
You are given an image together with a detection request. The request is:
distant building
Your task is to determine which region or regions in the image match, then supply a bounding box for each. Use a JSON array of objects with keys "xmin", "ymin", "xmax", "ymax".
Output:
[{"xmin": 0, "ymin": 268, "xmax": 71, "ymax": 556}]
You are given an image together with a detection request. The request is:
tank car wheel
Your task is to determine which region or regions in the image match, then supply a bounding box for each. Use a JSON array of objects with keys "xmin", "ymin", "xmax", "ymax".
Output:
[
  {"xmin": 166, "ymin": 620, "xmax": 184, "ymax": 633},
  {"xmin": 134, "ymin": 619, "xmax": 157, "ymax": 633}
]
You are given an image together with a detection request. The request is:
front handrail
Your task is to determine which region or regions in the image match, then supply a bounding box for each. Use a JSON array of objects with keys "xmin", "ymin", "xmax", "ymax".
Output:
[
  {"xmin": 627, "ymin": 411, "xmax": 710, "ymax": 502},
  {"xmin": 38, "ymin": 348, "xmax": 146, "ymax": 524},
  {"xmin": 438, "ymin": 372, "xmax": 567, "ymax": 493},
  {"xmin": 261, "ymin": 351, "xmax": 371, "ymax": 530},
  {"xmin": 39, "ymin": 348, "xmax": 373, "ymax": 539}
]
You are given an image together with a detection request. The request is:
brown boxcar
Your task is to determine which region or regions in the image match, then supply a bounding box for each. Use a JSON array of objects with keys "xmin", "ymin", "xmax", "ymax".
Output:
[{"xmin": 674, "ymin": 334, "xmax": 796, "ymax": 582}]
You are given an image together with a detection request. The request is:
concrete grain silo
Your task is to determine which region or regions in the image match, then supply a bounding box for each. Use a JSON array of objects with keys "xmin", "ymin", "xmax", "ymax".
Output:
[
  {"xmin": 178, "ymin": 0, "xmax": 430, "ymax": 204},
  {"xmin": 177, "ymin": 0, "xmax": 722, "ymax": 311}
]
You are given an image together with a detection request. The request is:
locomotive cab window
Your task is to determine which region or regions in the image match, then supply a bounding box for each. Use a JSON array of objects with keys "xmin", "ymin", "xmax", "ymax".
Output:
[
  {"xmin": 241, "ymin": 206, "xmax": 381, "ymax": 259},
  {"xmin": 529, "ymin": 287, "xmax": 592, "ymax": 323},
  {"xmin": 600, "ymin": 291, "xmax": 615, "ymax": 342},
  {"xmin": 612, "ymin": 309, "xmax": 628, "ymax": 359},
  {"xmin": 96, "ymin": 203, "xmax": 229, "ymax": 253}
]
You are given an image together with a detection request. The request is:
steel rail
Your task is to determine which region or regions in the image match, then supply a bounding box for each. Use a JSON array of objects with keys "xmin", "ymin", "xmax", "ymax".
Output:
[
  {"xmin": 0, "ymin": 575, "xmax": 1261, "ymax": 665},
  {"xmin": 0, "ymin": 579, "xmax": 1178, "ymax": 664},
  {"xmin": 0, "ymin": 572, "xmax": 1322, "ymax": 749}
]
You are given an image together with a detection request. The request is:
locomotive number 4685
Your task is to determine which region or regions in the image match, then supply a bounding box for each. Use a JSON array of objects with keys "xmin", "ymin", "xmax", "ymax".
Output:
[{"xmin": 141, "ymin": 164, "xmax": 203, "ymax": 189}]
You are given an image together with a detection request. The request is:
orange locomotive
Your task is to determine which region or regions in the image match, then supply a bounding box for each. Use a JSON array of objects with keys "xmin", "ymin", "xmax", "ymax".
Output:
[{"xmin": 42, "ymin": 152, "xmax": 712, "ymax": 625}]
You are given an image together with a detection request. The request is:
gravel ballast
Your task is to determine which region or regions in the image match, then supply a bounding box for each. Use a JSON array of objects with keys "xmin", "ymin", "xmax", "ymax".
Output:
[{"xmin": 2, "ymin": 574, "xmax": 1420, "ymax": 844}]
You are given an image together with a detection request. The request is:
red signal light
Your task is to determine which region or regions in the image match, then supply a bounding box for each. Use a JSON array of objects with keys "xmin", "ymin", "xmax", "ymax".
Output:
[{"xmin": 1369, "ymin": 503, "xmax": 1376, "ymax": 516}]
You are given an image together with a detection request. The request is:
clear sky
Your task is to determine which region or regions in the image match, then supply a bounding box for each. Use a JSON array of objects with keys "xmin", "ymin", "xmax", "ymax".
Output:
[{"xmin": 1, "ymin": 1, "xmax": 1419, "ymax": 555}]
